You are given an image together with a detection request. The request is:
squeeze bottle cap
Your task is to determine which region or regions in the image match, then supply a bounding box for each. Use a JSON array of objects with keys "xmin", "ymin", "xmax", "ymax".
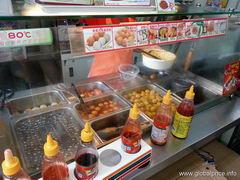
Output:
[
  {"xmin": 185, "ymin": 85, "xmax": 195, "ymax": 99},
  {"xmin": 129, "ymin": 104, "xmax": 140, "ymax": 120},
  {"xmin": 2, "ymin": 149, "xmax": 21, "ymax": 176},
  {"xmin": 81, "ymin": 122, "xmax": 93, "ymax": 143},
  {"xmin": 163, "ymin": 90, "xmax": 172, "ymax": 105},
  {"xmin": 44, "ymin": 134, "xmax": 59, "ymax": 157}
]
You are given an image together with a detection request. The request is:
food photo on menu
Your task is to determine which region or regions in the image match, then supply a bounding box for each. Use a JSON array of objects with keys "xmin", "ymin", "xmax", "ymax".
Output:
[
  {"xmin": 177, "ymin": 22, "xmax": 185, "ymax": 40},
  {"xmin": 84, "ymin": 27, "xmax": 113, "ymax": 52},
  {"xmin": 156, "ymin": 0, "xmax": 176, "ymax": 13},
  {"xmin": 137, "ymin": 25, "xmax": 149, "ymax": 46},
  {"xmin": 148, "ymin": 24, "xmax": 159, "ymax": 44},
  {"xmin": 159, "ymin": 24, "xmax": 168, "ymax": 42},
  {"xmin": 168, "ymin": 23, "xmax": 177, "ymax": 41},
  {"xmin": 185, "ymin": 21, "xmax": 204, "ymax": 39},
  {"xmin": 113, "ymin": 26, "xmax": 137, "ymax": 48}
]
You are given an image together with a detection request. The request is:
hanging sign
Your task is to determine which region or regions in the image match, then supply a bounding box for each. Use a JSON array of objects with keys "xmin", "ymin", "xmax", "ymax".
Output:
[
  {"xmin": 68, "ymin": 18, "xmax": 228, "ymax": 55},
  {"xmin": 0, "ymin": 28, "xmax": 53, "ymax": 48}
]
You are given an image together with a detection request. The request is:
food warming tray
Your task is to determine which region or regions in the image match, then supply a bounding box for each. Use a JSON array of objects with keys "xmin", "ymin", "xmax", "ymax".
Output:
[
  {"xmin": 119, "ymin": 84, "xmax": 180, "ymax": 121},
  {"xmin": 11, "ymin": 107, "xmax": 84, "ymax": 175},
  {"xmin": 6, "ymin": 91, "xmax": 67, "ymax": 116},
  {"xmin": 91, "ymin": 109, "xmax": 151, "ymax": 145},
  {"xmin": 75, "ymin": 94, "xmax": 130, "ymax": 122},
  {"xmin": 74, "ymin": 81, "xmax": 112, "ymax": 101}
]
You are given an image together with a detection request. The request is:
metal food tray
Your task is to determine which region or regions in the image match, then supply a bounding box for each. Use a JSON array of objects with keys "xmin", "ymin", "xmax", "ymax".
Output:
[
  {"xmin": 119, "ymin": 84, "xmax": 181, "ymax": 121},
  {"xmin": 75, "ymin": 81, "xmax": 112, "ymax": 101},
  {"xmin": 74, "ymin": 94, "xmax": 130, "ymax": 122},
  {"xmin": 91, "ymin": 109, "xmax": 151, "ymax": 146},
  {"xmin": 7, "ymin": 91, "xmax": 67, "ymax": 116},
  {"xmin": 103, "ymin": 76, "xmax": 147, "ymax": 91},
  {"xmin": 12, "ymin": 107, "xmax": 84, "ymax": 175}
]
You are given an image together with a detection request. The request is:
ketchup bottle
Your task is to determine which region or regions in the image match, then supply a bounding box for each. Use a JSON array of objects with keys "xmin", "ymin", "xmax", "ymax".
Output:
[
  {"xmin": 42, "ymin": 134, "xmax": 69, "ymax": 180},
  {"xmin": 172, "ymin": 85, "xmax": 195, "ymax": 139},
  {"xmin": 151, "ymin": 90, "xmax": 173, "ymax": 145},
  {"xmin": 1, "ymin": 149, "xmax": 31, "ymax": 180},
  {"xmin": 121, "ymin": 104, "xmax": 143, "ymax": 154},
  {"xmin": 75, "ymin": 122, "xmax": 99, "ymax": 180}
]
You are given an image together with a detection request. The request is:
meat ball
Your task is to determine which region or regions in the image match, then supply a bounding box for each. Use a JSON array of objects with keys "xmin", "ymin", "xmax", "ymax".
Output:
[
  {"xmin": 93, "ymin": 33, "xmax": 100, "ymax": 41},
  {"xmin": 87, "ymin": 37, "xmax": 94, "ymax": 46},
  {"xmin": 98, "ymin": 32, "xmax": 105, "ymax": 37}
]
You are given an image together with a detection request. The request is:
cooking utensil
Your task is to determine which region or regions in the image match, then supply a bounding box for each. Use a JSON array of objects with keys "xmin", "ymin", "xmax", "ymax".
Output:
[
  {"xmin": 183, "ymin": 41, "xmax": 196, "ymax": 72},
  {"xmin": 71, "ymin": 83, "xmax": 90, "ymax": 114},
  {"xmin": 139, "ymin": 49, "xmax": 160, "ymax": 59}
]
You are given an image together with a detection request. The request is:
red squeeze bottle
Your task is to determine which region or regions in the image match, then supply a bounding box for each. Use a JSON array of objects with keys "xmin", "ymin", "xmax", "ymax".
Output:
[
  {"xmin": 172, "ymin": 85, "xmax": 195, "ymax": 139},
  {"xmin": 151, "ymin": 90, "xmax": 173, "ymax": 145},
  {"xmin": 42, "ymin": 134, "xmax": 69, "ymax": 180},
  {"xmin": 121, "ymin": 104, "xmax": 143, "ymax": 154}
]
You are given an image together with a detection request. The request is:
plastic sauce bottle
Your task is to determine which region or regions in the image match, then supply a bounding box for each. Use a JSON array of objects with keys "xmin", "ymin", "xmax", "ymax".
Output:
[
  {"xmin": 75, "ymin": 122, "xmax": 99, "ymax": 180},
  {"xmin": 151, "ymin": 90, "xmax": 173, "ymax": 145},
  {"xmin": 121, "ymin": 104, "xmax": 143, "ymax": 154},
  {"xmin": 172, "ymin": 85, "xmax": 195, "ymax": 139},
  {"xmin": 42, "ymin": 134, "xmax": 69, "ymax": 180},
  {"xmin": 1, "ymin": 149, "xmax": 31, "ymax": 180}
]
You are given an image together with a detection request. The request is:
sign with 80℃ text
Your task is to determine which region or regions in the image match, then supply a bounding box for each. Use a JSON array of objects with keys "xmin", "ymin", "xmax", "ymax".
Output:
[{"xmin": 0, "ymin": 28, "xmax": 53, "ymax": 48}]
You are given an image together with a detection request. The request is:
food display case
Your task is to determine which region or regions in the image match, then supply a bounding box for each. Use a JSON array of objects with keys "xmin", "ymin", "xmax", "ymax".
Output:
[{"xmin": 0, "ymin": 0, "xmax": 240, "ymax": 179}]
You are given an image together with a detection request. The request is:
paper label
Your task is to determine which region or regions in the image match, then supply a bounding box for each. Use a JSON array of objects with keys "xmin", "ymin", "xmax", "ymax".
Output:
[
  {"xmin": 172, "ymin": 112, "xmax": 193, "ymax": 138},
  {"xmin": 156, "ymin": 0, "xmax": 176, "ymax": 13},
  {"xmin": 151, "ymin": 125, "xmax": 170, "ymax": 143},
  {"xmin": 121, "ymin": 136, "xmax": 141, "ymax": 154}
]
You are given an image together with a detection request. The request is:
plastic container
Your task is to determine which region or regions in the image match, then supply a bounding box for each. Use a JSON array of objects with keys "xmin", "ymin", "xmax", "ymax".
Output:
[
  {"xmin": 118, "ymin": 64, "xmax": 140, "ymax": 80},
  {"xmin": 42, "ymin": 134, "xmax": 69, "ymax": 180},
  {"xmin": 1, "ymin": 149, "xmax": 31, "ymax": 180},
  {"xmin": 121, "ymin": 104, "xmax": 143, "ymax": 154},
  {"xmin": 151, "ymin": 90, "xmax": 173, "ymax": 145},
  {"xmin": 75, "ymin": 122, "xmax": 99, "ymax": 180},
  {"xmin": 172, "ymin": 86, "xmax": 195, "ymax": 139}
]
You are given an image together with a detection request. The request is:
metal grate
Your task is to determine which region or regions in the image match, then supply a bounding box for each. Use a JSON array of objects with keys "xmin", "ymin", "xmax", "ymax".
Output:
[{"xmin": 14, "ymin": 108, "xmax": 82, "ymax": 174}]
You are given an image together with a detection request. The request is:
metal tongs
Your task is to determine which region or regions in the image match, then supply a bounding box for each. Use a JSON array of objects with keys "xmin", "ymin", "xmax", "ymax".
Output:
[{"xmin": 71, "ymin": 83, "xmax": 90, "ymax": 114}]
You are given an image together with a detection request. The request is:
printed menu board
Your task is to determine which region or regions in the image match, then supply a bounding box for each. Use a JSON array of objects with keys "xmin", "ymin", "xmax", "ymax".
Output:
[
  {"xmin": 104, "ymin": 0, "xmax": 150, "ymax": 6},
  {"xmin": 68, "ymin": 18, "xmax": 228, "ymax": 55}
]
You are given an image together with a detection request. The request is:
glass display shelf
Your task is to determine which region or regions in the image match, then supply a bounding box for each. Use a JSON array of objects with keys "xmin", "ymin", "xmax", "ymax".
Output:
[{"xmin": 0, "ymin": 1, "xmax": 240, "ymax": 20}]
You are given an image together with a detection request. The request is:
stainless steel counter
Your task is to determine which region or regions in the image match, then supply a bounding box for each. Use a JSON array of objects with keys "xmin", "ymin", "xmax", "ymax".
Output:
[
  {"xmin": 125, "ymin": 95, "xmax": 240, "ymax": 180},
  {"xmin": 0, "ymin": 77, "xmax": 240, "ymax": 179}
]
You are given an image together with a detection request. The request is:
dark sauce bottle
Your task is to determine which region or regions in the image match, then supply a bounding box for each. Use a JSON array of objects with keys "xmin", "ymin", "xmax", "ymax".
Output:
[{"xmin": 75, "ymin": 123, "xmax": 99, "ymax": 180}]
